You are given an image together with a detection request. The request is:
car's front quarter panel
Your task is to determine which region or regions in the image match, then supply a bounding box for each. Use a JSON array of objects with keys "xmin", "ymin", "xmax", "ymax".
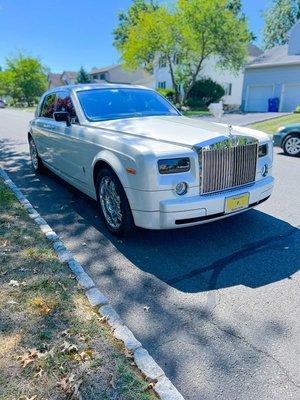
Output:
[{"xmin": 89, "ymin": 131, "xmax": 199, "ymax": 208}]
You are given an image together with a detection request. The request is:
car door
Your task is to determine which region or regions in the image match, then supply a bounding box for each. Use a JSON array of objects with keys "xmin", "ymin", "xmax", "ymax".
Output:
[
  {"xmin": 32, "ymin": 92, "xmax": 57, "ymax": 164},
  {"xmin": 47, "ymin": 90, "xmax": 88, "ymax": 186}
]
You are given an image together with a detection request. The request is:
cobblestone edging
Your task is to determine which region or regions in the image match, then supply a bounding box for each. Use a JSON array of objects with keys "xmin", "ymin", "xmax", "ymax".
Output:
[{"xmin": 0, "ymin": 168, "xmax": 184, "ymax": 400}]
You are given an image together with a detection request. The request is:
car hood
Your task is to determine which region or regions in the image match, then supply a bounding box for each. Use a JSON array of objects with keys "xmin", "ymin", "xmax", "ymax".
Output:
[{"xmin": 90, "ymin": 115, "xmax": 269, "ymax": 147}]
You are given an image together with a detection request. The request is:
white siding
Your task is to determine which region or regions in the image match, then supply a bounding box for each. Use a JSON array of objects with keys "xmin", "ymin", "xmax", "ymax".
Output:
[{"xmin": 153, "ymin": 55, "xmax": 252, "ymax": 106}]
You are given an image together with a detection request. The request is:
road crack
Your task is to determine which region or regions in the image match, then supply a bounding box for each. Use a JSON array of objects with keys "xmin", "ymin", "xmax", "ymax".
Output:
[{"xmin": 209, "ymin": 318, "xmax": 300, "ymax": 389}]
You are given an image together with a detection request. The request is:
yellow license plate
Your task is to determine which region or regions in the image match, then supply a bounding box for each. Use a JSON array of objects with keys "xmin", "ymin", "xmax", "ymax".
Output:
[{"xmin": 225, "ymin": 193, "xmax": 250, "ymax": 214}]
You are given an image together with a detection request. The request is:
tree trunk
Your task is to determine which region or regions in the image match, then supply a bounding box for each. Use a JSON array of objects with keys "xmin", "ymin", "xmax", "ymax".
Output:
[
  {"xmin": 167, "ymin": 56, "xmax": 179, "ymax": 103},
  {"xmin": 182, "ymin": 57, "xmax": 205, "ymax": 104}
]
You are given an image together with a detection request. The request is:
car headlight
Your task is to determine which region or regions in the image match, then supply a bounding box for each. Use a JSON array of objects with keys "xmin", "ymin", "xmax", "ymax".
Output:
[
  {"xmin": 158, "ymin": 158, "xmax": 190, "ymax": 174},
  {"xmin": 175, "ymin": 181, "xmax": 188, "ymax": 195},
  {"xmin": 258, "ymin": 144, "xmax": 268, "ymax": 157},
  {"xmin": 261, "ymin": 164, "xmax": 269, "ymax": 177}
]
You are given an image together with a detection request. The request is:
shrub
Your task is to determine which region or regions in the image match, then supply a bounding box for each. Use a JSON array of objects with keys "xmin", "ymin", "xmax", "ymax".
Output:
[
  {"xmin": 156, "ymin": 88, "xmax": 176, "ymax": 102},
  {"xmin": 187, "ymin": 78, "xmax": 225, "ymax": 107},
  {"xmin": 184, "ymin": 98, "xmax": 206, "ymax": 110},
  {"xmin": 294, "ymin": 106, "xmax": 300, "ymax": 113}
]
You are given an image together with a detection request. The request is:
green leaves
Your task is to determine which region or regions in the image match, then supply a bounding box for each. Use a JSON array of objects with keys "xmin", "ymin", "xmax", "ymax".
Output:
[
  {"xmin": 114, "ymin": 0, "xmax": 251, "ymax": 102},
  {"xmin": 76, "ymin": 67, "xmax": 91, "ymax": 84},
  {"xmin": 0, "ymin": 52, "xmax": 47, "ymax": 106},
  {"xmin": 262, "ymin": 0, "xmax": 300, "ymax": 50}
]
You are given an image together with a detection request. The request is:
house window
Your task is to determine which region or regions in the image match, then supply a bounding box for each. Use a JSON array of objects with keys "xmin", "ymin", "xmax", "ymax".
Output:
[
  {"xmin": 159, "ymin": 57, "xmax": 167, "ymax": 68},
  {"xmin": 158, "ymin": 81, "xmax": 166, "ymax": 89},
  {"xmin": 100, "ymin": 73, "xmax": 106, "ymax": 80},
  {"xmin": 224, "ymin": 83, "xmax": 232, "ymax": 96}
]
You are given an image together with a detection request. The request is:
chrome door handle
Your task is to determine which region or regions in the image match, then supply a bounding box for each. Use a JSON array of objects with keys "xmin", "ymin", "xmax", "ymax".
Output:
[{"xmin": 42, "ymin": 124, "xmax": 53, "ymax": 130}]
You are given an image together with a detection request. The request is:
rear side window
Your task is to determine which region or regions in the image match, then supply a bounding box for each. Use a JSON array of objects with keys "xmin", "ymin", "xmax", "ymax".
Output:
[
  {"xmin": 40, "ymin": 93, "xmax": 56, "ymax": 118},
  {"xmin": 56, "ymin": 91, "xmax": 78, "ymax": 123}
]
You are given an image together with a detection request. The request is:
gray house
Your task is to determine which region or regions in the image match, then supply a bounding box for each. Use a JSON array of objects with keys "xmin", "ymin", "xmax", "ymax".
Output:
[
  {"xmin": 242, "ymin": 20, "xmax": 300, "ymax": 112},
  {"xmin": 89, "ymin": 64, "xmax": 154, "ymax": 87}
]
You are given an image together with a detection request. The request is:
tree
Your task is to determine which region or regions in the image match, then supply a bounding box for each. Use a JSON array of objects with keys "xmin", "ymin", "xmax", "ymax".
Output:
[
  {"xmin": 0, "ymin": 70, "xmax": 13, "ymax": 98},
  {"xmin": 262, "ymin": 0, "xmax": 300, "ymax": 50},
  {"xmin": 116, "ymin": 0, "xmax": 251, "ymax": 103},
  {"xmin": 113, "ymin": 0, "xmax": 158, "ymax": 49},
  {"xmin": 0, "ymin": 52, "xmax": 47, "ymax": 106},
  {"xmin": 226, "ymin": 0, "xmax": 256, "ymax": 40},
  {"xmin": 76, "ymin": 66, "xmax": 91, "ymax": 83}
]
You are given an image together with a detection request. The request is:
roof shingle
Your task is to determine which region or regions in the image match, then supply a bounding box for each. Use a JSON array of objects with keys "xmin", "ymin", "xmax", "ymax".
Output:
[{"xmin": 246, "ymin": 45, "xmax": 300, "ymax": 68}]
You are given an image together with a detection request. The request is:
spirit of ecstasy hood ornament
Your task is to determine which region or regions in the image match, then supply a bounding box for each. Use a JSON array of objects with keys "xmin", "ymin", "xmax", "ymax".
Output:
[{"xmin": 228, "ymin": 124, "xmax": 239, "ymax": 146}]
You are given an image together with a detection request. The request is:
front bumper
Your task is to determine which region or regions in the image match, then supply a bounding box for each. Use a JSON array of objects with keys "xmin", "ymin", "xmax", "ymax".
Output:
[{"xmin": 131, "ymin": 176, "xmax": 274, "ymax": 230}]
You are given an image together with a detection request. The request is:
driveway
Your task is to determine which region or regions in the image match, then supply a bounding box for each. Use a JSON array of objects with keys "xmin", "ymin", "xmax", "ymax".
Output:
[
  {"xmin": 200, "ymin": 112, "xmax": 290, "ymax": 126},
  {"xmin": 1, "ymin": 109, "xmax": 299, "ymax": 400}
]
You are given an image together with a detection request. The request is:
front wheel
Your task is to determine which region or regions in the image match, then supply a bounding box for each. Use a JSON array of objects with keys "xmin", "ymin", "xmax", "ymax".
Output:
[
  {"xmin": 96, "ymin": 167, "xmax": 134, "ymax": 236},
  {"xmin": 29, "ymin": 137, "xmax": 44, "ymax": 172},
  {"xmin": 283, "ymin": 134, "xmax": 300, "ymax": 157}
]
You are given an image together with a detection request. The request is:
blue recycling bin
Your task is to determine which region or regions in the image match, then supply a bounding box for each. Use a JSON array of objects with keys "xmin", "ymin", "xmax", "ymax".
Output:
[{"xmin": 268, "ymin": 97, "xmax": 279, "ymax": 112}]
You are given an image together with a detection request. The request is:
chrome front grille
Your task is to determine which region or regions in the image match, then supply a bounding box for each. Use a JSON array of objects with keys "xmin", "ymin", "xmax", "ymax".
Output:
[{"xmin": 200, "ymin": 143, "xmax": 258, "ymax": 194}]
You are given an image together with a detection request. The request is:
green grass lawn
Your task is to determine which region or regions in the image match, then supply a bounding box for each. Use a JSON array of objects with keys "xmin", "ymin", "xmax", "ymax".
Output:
[
  {"xmin": 0, "ymin": 179, "xmax": 157, "ymax": 400},
  {"xmin": 182, "ymin": 109, "xmax": 211, "ymax": 117},
  {"xmin": 250, "ymin": 113, "xmax": 300, "ymax": 134}
]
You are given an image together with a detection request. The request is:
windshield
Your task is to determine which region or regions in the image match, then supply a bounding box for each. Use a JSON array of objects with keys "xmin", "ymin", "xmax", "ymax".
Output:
[{"xmin": 77, "ymin": 88, "xmax": 179, "ymax": 121}]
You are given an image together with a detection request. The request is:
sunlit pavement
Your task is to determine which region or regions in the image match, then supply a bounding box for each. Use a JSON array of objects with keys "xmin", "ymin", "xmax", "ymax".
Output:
[{"xmin": 1, "ymin": 109, "xmax": 299, "ymax": 400}]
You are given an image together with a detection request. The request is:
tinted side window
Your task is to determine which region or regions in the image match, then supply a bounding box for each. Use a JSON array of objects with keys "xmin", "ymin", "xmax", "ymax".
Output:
[
  {"xmin": 56, "ymin": 91, "xmax": 78, "ymax": 123},
  {"xmin": 40, "ymin": 93, "xmax": 56, "ymax": 118}
]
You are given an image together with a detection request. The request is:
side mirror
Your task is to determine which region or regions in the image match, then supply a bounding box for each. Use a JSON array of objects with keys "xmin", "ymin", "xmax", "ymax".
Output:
[{"xmin": 53, "ymin": 111, "xmax": 71, "ymax": 126}]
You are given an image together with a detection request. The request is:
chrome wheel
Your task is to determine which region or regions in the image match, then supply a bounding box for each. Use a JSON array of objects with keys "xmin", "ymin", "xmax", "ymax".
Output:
[
  {"xmin": 284, "ymin": 136, "xmax": 300, "ymax": 155},
  {"xmin": 29, "ymin": 139, "xmax": 39, "ymax": 170},
  {"xmin": 99, "ymin": 176, "xmax": 122, "ymax": 229}
]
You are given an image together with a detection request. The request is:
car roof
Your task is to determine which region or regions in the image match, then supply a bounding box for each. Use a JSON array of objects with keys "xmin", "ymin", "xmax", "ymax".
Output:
[{"xmin": 45, "ymin": 83, "xmax": 154, "ymax": 95}]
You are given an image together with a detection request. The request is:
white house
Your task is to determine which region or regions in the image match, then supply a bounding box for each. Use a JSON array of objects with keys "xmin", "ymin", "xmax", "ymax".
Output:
[
  {"xmin": 242, "ymin": 20, "xmax": 300, "ymax": 112},
  {"xmin": 153, "ymin": 44, "xmax": 262, "ymax": 107}
]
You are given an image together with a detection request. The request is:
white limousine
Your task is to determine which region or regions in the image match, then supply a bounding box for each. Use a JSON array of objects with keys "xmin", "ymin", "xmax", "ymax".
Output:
[{"xmin": 29, "ymin": 84, "xmax": 274, "ymax": 236}]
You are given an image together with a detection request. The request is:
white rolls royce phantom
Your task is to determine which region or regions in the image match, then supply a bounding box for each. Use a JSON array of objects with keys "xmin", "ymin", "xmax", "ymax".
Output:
[{"xmin": 28, "ymin": 84, "xmax": 274, "ymax": 236}]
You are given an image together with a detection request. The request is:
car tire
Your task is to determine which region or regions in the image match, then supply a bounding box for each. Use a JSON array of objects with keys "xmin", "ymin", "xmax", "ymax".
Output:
[
  {"xmin": 283, "ymin": 134, "xmax": 300, "ymax": 157},
  {"xmin": 29, "ymin": 136, "xmax": 44, "ymax": 173},
  {"xmin": 96, "ymin": 167, "xmax": 134, "ymax": 236}
]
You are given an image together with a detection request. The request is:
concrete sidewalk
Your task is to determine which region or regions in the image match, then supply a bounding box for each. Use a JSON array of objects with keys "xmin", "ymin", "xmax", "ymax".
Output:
[{"xmin": 199, "ymin": 112, "xmax": 290, "ymax": 126}]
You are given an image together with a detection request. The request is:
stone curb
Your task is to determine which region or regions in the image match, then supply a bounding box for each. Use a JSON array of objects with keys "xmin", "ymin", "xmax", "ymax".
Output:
[{"xmin": 0, "ymin": 168, "xmax": 185, "ymax": 400}]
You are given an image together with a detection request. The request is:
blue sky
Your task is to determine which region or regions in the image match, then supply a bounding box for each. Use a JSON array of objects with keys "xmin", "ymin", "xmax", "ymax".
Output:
[{"xmin": 0, "ymin": 0, "xmax": 270, "ymax": 73}]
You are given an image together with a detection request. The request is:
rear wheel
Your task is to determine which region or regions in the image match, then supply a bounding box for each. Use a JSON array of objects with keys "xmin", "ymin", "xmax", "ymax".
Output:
[
  {"xmin": 283, "ymin": 134, "xmax": 300, "ymax": 157},
  {"xmin": 96, "ymin": 167, "xmax": 134, "ymax": 236},
  {"xmin": 29, "ymin": 137, "xmax": 44, "ymax": 172}
]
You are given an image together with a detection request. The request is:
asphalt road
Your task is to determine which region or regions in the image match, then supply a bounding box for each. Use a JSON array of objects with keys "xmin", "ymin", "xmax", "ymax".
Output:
[{"xmin": 1, "ymin": 109, "xmax": 299, "ymax": 400}]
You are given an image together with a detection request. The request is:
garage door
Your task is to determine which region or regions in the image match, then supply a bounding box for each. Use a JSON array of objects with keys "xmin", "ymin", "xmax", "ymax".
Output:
[
  {"xmin": 246, "ymin": 85, "xmax": 274, "ymax": 112},
  {"xmin": 281, "ymin": 84, "xmax": 300, "ymax": 112}
]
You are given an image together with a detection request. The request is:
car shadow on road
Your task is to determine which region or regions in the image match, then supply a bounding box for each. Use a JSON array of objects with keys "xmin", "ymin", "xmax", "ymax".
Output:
[
  {"xmin": 2, "ymin": 138, "xmax": 300, "ymax": 398},
  {"xmin": 1, "ymin": 138, "xmax": 299, "ymax": 296}
]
